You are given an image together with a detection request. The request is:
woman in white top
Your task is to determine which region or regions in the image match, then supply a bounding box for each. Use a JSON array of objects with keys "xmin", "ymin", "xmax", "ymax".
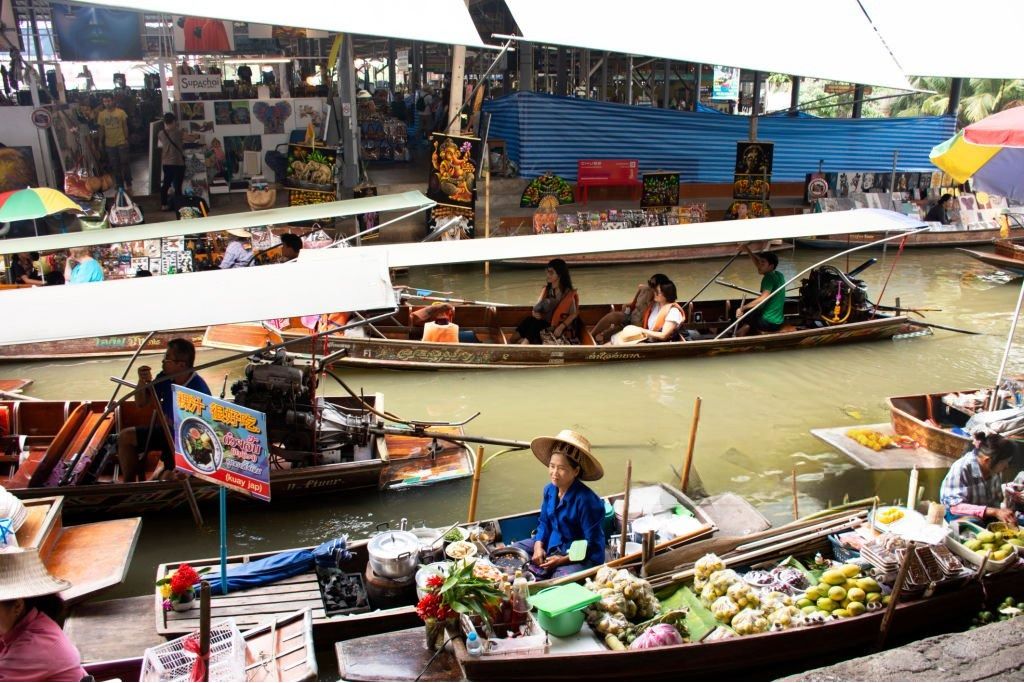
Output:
[{"xmin": 641, "ymin": 281, "xmax": 686, "ymax": 342}]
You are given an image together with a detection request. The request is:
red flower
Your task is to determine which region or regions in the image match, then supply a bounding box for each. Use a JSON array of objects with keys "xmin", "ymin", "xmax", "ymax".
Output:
[
  {"xmin": 170, "ymin": 564, "xmax": 200, "ymax": 595},
  {"xmin": 416, "ymin": 592, "xmax": 455, "ymax": 621},
  {"xmin": 426, "ymin": 575, "xmax": 444, "ymax": 589}
]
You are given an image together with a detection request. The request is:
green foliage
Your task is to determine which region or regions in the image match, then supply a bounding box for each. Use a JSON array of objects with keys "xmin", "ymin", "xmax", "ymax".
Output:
[
  {"xmin": 439, "ymin": 560, "xmax": 505, "ymax": 622},
  {"xmin": 889, "ymin": 78, "xmax": 1024, "ymax": 125}
]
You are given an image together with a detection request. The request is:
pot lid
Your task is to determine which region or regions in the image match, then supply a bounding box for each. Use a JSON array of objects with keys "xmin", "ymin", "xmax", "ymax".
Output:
[{"xmin": 369, "ymin": 530, "xmax": 419, "ymax": 558}]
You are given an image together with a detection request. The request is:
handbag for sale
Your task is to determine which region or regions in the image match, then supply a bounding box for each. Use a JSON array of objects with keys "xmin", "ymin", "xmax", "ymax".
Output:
[
  {"xmin": 63, "ymin": 166, "xmax": 92, "ymax": 200},
  {"xmin": 109, "ymin": 188, "xmax": 144, "ymax": 226},
  {"xmin": 246, "ymin": 187, "xmax": 276, "ymax": 210}
]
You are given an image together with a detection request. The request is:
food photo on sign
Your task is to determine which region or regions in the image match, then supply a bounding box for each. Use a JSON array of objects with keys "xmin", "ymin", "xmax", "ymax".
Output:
[{"xmin": 172, "ymin": 386, "xmax": 270, "ymax": 501}]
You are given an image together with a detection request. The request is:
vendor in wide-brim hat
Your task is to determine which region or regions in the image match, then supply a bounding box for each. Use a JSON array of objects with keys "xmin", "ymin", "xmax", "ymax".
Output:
[
  {"xmin": 0, "ymin": 548, "xmax": 86, "ymax": 682},
  {"xmin": 508, "ymin": 429, "xmax": 606, "ymax": 579},
  {"xmin": 220, "ymin": 228, "xmax": 255, "ymax": 268}
]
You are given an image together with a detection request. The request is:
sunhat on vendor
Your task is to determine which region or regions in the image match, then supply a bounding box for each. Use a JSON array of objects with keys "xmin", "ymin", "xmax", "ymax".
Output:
[
  {"xmin": 227, "ymin": 228, "xmax": 252, "ymax": 238},
  {"xmin": 531, "ymin": 429, "xmax": 604, "ymax": 481},
  {"xmin": 0, "ymin": 547, "xmax": 70, "ymax": 602}
]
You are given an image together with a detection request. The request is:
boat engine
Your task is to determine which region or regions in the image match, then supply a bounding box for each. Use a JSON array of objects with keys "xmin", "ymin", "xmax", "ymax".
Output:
[
  {"xmin": 798, "ymin": 265, "xmax": 873, "ymax": 325},
  {"xmin": 231, "ymin": 349, "xmax": 317, "ymax": 462}
]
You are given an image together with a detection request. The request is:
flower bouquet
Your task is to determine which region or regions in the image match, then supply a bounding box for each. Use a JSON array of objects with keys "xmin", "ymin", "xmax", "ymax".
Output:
[
  {"xmin": 156, "ymin": 563, "xmax": 210, "ymax": 612},
  {"xmin": 416, "ymin": 560, "xmax": 504, "ymax": 652}
]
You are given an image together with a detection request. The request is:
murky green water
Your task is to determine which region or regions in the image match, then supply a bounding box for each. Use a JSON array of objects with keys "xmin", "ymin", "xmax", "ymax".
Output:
[{"xmin": 4, "ymin": 247, "xmax": 1022, "ymax": 595}]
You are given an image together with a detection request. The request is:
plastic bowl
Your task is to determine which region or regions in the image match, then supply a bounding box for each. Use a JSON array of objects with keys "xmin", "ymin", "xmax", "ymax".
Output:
[{"xmin": 534, "ymin": 607, "xmax": 587, "ymax": 637}]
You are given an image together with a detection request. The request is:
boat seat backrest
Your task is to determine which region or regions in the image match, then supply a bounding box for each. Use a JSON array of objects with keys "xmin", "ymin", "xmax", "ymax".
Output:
[{"xmin": 484, "ymin": 306, "xmax": 507, "ymax": 344}]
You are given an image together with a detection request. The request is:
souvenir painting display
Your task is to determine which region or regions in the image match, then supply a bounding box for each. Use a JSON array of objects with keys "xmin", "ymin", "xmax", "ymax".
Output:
[
  {"xmin": 253, "ymin": 101, "xmax": 292, "ymax": 134},
  {"xmin": 285, "ymin": 144, "xmax": 338, "ymax": 194},
  {"xmin": 214, "ymin": 101, "xmax": 251, "ymax": 126},
  {"xmin": 223, "ymin": 136, "xmax": 262, "ymax": 179},
  {"xmin": 733, "ymin": 141, "xmax": 773, "ymax": 202},
  {"xmin": 51, "ymin": 3, "xmax": 143, "ymax": 61},
  {"xmin": 640, "ymin": 172, "xmax": 681, "ymax": 208},
  {"xmin": 0, "ymin": 146, "xmax": 39, "ymax": 193},
  {"xmin": 288, "ymin": 189, "xmax": 336, "ymax": 207},
  {"xmin": 520, "ymin": 173, "xmax": 575, "ymax": 207},
  {"xmin": 178, "ymin": 102, "xmax": 206, "ymax": 121},
  {"xmin": 427, "ymin": 133, "xmax": 483, "ymax": 210}
]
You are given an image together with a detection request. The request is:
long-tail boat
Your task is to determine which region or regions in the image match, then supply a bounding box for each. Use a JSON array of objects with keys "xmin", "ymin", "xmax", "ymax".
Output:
[
  {"xmin": 153, "ymin": 483, "xmax": 734, "ymax": 645},
  {"xmin": 796, "ymin": 224, "xmax": 1015, "ymax": 249},
  {"xmin": 1, "ymin": 392, "xmax": 475, "ymax": 517},
  {"xmin": 958, "ymin": 239, "xmax": 1024, "ymax": 277}
]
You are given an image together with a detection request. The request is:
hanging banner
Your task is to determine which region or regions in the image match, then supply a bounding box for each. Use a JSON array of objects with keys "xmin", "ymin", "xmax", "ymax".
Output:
[
  {"xmin": 175, "ymin": 72, "xmax": 224, "ymax": 94},
  {"xmin": 712, "ymin": 66, "xmax": 740, "ymax": 101},
  {"xmin": 172, "ymin": 386, "xmax": 270, "ymax": 501},
  {"xmin": 427, "ymin": 133, "xmax": 483, "ymax": 210}
]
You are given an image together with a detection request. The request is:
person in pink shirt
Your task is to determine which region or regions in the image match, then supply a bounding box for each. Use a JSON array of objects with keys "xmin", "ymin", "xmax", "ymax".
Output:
[{"xmin": 0, "ymin": 549, "xmax": 86, "ymax": 682}]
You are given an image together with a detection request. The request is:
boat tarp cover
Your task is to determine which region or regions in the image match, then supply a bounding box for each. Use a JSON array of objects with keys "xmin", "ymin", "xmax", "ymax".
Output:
[
  {"xmin": 0, "ymin": 191, "xmax": 434, "ymax": 255},
  {"xmin": 966, "ymin": 407, "xmax": 1024, "ymax": 437},
  {"xmin": 299, "ymin": 209, "xmax": 928, "ymax": 270},
  {"xmin": 0, "ymin": 251, "xmax": 396, "ymax": 346},
  {"xmin": 202, "ymin": 537, "xmax": 351, "ymax": 595}
]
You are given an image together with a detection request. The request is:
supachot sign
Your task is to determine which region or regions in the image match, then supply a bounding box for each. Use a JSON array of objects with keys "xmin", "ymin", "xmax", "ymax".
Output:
[{"xmin": 175, "ymin": 73, "xmax": 223, "ymax": 94}]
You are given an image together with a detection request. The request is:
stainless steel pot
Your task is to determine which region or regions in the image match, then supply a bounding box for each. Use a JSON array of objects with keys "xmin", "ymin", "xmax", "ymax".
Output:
[
  {"xmin": 411, "ymin": 527, "xmax": 445, "ymax": 564},
  {"xmin": 367, "ymin": 530, "xmax": 420, "ymax": 579}
]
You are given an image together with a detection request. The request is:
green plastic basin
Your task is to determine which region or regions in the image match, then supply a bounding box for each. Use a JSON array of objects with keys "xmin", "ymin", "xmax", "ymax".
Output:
[{"xmin": 529, "ymin": 584, "xmax": 601, "ymax": 637}]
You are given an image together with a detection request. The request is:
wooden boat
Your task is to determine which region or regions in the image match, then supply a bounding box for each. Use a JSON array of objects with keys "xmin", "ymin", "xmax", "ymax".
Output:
[
  {"xmin": 1, "ymin": 394, "xmax": 474, "ymax": 517},
  {"xmin": 82, "ymin": 608, "xmax": 318, "ymax": 682},
  {"xmin": 0, "ymin": 328, "xmax": 207, "ymax": 362},
  {"xmin": 0, "ymin": 378, "xmax": 32, "ymax": 395},
  {"xmin": 14, "ymin": 495, "xmax": 141, "ymax": 606},
  {"xmin": 154, "ymin": 483, "xmax": 732, "ymax": 646},
  {"xmin": 796, "ymin": 225, "xmax": 1014, "ymax": 249},
  {"xmin": 205, "ymin": 300, "xmax": 916, "ymax": 371},
  {"xmin": 958, "ymin": 239, "xmax": 1024, "ymax": 277}
]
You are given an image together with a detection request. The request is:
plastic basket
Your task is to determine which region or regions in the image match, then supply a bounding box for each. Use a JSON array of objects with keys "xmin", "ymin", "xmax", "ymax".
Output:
[
  {"xmin": 828, "ymin": 534, "xmax": 861, "ymax": 563},
  {"xmin": 140, "ymin": 619, "xmax": 245, "ymax": 682}
]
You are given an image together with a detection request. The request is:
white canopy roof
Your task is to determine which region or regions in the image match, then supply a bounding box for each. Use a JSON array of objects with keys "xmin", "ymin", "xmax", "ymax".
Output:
[
  {"xmin": 505, "ymin": 0, "xmax": 914, "ymax": 91},
  {"xmin": 0, "ymin": 252, "xmax": 395, "ymax": 346},
  {"xmin": 859, "ymin": 0, "xmax": 1024, "ymax": 79},
  {"xmin": 300, "ymin": 209, "xmax": 926, "ymax": 269},
  {"xmin": 75, "ymin": 0, "xmax": 486, "ymax": 47},
  {"xmin": 0, "ymin": 191, "xmax": 434, "ymax": 254}
]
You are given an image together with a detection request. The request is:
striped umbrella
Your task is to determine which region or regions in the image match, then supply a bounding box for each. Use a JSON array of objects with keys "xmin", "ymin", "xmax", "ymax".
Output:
[
  {"xmin": 930, "ymin": 107, "xmax": 1024, "ymax": 201},
  {"xmin": 0, "ymin": 187, "xmax": 82, "ymax": 223}
]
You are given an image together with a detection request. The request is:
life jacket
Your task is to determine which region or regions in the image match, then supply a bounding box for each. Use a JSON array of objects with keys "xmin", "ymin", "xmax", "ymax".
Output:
[
  {"xmin": 642, "ymin": 302, "xmax": 685, "ymax": 334},
  {"xmin": 543, "ymin": 286, "xmax": 579, "ymax": 329},
  {"xmin": 318, "ymin": 312, "xmax": 351, "ymax": 334},
  {"xmin": 423, "ymin": 320, "xmax": 459, "ymax": 342}
]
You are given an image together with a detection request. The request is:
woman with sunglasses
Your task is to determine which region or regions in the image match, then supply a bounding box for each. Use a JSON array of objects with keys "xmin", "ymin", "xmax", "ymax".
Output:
[
  {"xmin": 509, "ymin": 430, "xmax": 606, "ymax": 579},
  {"xmin": 591, "ymin": 273, "xmax": 671, "ymax": 344}
]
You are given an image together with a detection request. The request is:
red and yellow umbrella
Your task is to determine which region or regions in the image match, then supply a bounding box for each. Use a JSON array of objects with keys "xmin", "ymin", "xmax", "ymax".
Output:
[
  {"xmin": 930, "ymin": 106, "xmax": 1024, "ymax": 201},
  {"xmin": 0, "ymin": 187, "xmax": 82, "ymax": 223}
]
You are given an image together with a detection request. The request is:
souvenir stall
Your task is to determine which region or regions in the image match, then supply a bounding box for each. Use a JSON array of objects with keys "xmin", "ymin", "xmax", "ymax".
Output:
[{"xmin": 357, "ymin": 95, "xmax": 409, "ymax": 162}]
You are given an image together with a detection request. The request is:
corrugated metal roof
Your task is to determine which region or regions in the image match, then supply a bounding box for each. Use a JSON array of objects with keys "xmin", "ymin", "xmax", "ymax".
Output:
[{"xmin": 483, "ymin": 93, "xmax": 955, "ymax": 182}]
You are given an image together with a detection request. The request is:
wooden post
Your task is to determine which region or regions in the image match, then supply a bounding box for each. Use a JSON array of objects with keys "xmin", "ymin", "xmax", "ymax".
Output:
[
  {"xmin": 791, "ymin": 467, "xmax": 799, "ymax": 521},
  {"xmin": 148, "ymin": 384, "xmax": 203, "ymax": 527},
  {"xmin": 199, "ymin": 580, "xmax": 211, "ymax": 682},
  {"xmin": 484, "ymin": 161, "xmax": 491, "ymax": 276},
  {"xmin": 876, "ymin": 541, "xmax": 915, "ymax": 650},
  {"xmin": 618, "ymin": 460, "xmax": 632, "ymax": 559},
  {"xmin": 466, "ymin": 446, "xmax": 485, "ymax": 522},
  {"xmin": 679, "ymin": 397, "xmax": 702, "ymax": 493},
  {"xmin": 640, "ymin": 530, "xmax": 655, "ymax": 578}
]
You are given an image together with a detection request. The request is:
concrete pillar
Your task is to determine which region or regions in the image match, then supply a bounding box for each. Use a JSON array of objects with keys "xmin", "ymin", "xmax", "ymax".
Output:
[
  {"xmin": 519, "ymin": 41, "xmax": 534, "ymax": 91},
  {"xmin": 447, "ymin": 40, "xmax": 466, "ymax": 133},
  {"xmin": 947, "ymin": 78, "xmax": 963, "ymax": 118},
  {"xmin": 691, "ymin": 63, "xmax": 702, "ymax": 111},
  {"xmin": 387, "ymin": 40, "xmax": 396, "ymax": 93},
  {"xmin": 336, "ymin": 35, "xmax": 360, "ymax": 193},
  {"xmin": 581, "ymin": 49, "xmax": 590, "ymax": 97},
  {"xmin": 410, "ymin": 42, "xmax": 420, "ymax": 90},
  {"xmin": 555, "ymin": 47, "xmax": 567, "ymax": 96},
  {"xmin": 662, "ymin": 59, "xmax": 671, "ymax": 108},
  {"xmin": 599, "ymin": 51, "xmax": 608, "ymax": 101},
  {"xmin": 627, "ymin": 55, "xmax": 633, "ymax": 104},
  {"xmin": 751, "ymin": 70, "xmax": 763, "ymax": 116},
  {"xmin": 789, "ymin": 76, "xmax": 801, "ymax": 116},
  {"xmin": 852, "ymin": 84, "xmax": 865, "ymax": 118}
]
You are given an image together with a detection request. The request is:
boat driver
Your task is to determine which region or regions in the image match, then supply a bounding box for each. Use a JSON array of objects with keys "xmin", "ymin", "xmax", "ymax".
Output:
[
  {"xmin": 510, "ymin": 430, "xmax": 606, "ymax": 579},
  {"xmin": 116, "ymin": 338, "xmax": 211, "ymax": 482}
]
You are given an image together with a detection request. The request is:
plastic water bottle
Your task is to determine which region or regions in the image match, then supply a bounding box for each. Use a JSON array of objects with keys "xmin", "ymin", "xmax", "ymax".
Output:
[{"xmin": 466, "ymin": 631, "xmax": 482, "ymax": 657}]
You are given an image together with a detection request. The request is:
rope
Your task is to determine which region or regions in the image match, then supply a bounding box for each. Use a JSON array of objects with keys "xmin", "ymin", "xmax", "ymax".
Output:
[
  {"xmin": 873, "ymin": 235, "xmax": 908, "ymax": 317},
  {"xmin": 183, "ymin": 635, "xmax": 208, "ymax": 682}
]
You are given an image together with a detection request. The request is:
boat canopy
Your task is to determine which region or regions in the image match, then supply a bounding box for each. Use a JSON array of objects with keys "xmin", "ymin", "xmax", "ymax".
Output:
[
  {"xmin": 0, "ymin": 252, "xmax": 395, "ymax": 346},
  {"xmin": 300, "ymin": 208, "xmax": 928, "ymax": 270},
  {"xmin": 505, "ymin": 0, "xmax": 914, "ymax": 91},
  {"xmin": 73, "ymin": 0, "xmax": 486, "ymax": 47},
  {"xmin": 0, "ymin": 191, "xmax": 434, "ymax": 255}
]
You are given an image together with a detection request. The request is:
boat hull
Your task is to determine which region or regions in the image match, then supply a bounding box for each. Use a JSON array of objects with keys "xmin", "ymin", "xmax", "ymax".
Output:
[
  {"xmin": 957, "ymin": 247, "xmax": 1024, "ymax": 276},
  {"xmin": 888, "ymin": 393, "xmax": 973, "ymax": 459},
  {"xmin": 0, "ymin": 328, "xmax": 207, "ymax": 361},
  {"xmin": 496, "ymin": 240, "xmax": 790, "ymax": 268},
  {"xmin": 797, "ymin": 227, "xmax": 1007, "ymax": 249}
]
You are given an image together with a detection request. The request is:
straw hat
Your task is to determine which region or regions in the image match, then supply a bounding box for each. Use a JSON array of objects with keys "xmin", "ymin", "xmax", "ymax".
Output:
[
  {"xmin": 227, "ymin": 229, "xmax": 252, "ymax": 238},
  {"xmin": 531, "ymin": 429, "xmax": 604, "ymax": 481},
  {"xmin": 0, "ymin": 486, "xmax": 28, "ymax": 533},
  {"xmin": 610, "ymin": 324, "xmax": 647, "ymax": 346},
  {"xmin": 0, "ymin": 548, "xmax": 70, "ymax": 601}
]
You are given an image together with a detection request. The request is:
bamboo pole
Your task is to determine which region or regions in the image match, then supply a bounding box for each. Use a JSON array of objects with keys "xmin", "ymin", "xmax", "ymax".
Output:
[
  {"xmin": 618, "ymin": 460, "xmax": 633, "ymax": 559},
  {"xmin": 484, "ymin": 161, "xmax": 491, "ymax": 277},
  {"xmin": 466, "ymin": 446, "xmax": 485, "ymax": 522},
  {"xmin": 679, "ymin": 397, "xmax": 701, "ymax": 493},
  {"xmin": 876, "ymin": 541, "xmax": 916, "ymax": 650},
  {"xmin": 199, "ymin": 580, "xmax": 211, "ymax": 682},
  {"xmin": 791, "ymin": 467, "xmax": 799, "ymax": 521}
]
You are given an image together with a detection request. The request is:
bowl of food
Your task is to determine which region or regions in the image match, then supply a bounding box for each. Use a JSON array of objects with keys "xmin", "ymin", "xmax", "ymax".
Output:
[
  {"xmin": 177, "ymin": 417, "xmax": 223, "ymax": 473},
  {"xmin": 442, "ymin": 526, "xmax": 468, "ymax": 544},
  {"xmin": 488, "ymin": 546, "xmax": 529, "ymax": 576},
  {"xmin": 471, "ymin": 559, "xmax": 504, "ymax": 583},
  {"xmin": 444, "ymin": 540, "xmax": 477, "ymax": 561}
]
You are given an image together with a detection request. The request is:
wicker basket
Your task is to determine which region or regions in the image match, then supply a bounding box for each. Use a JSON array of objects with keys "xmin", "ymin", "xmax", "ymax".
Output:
[{"xmin": 140, "ymin": 619, "xmax": 245, "ymax": 682}]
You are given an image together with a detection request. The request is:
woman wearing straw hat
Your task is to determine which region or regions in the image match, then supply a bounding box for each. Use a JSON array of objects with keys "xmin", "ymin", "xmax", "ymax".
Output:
[
  {"xmin": 0, "ymin": 549, "xmax": 86, "ymax": 681},
  {"xmin": 219, "ymin": 229, "xmax": 255, "ymax": 268},
  {"xmin": 510, "ymin": 430, "xmax": 606, "ymax": 579}
]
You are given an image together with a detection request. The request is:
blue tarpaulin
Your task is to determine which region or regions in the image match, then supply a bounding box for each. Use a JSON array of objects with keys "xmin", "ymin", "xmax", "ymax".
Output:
[{"xmin": 199, "ymin": 537, "xmax": 350, "ymax": 595}]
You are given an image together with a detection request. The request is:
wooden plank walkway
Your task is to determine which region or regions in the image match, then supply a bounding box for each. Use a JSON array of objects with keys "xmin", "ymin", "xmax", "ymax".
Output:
[
  {"xmin": 65, "ymin": 595, "xmax": 166, "ymax": 663},
  {"xmin": 811, "ymin": 424, "xmax": 959, "ymax": 470}
]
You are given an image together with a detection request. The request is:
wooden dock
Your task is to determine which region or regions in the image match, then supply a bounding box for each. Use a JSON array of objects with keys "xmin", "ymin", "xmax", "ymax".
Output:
[
  {"xmin": 811, "ymin": 424, "xmax": 959, "ymax": 470},
  {"xmin": 64, "ymin": 595, "xmax": 166, "ymax": 663}
]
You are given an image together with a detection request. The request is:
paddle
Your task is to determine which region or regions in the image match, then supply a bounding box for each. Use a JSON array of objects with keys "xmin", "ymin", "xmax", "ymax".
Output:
[
  {"xmin": 396, "ymin": 286, "xmax": 511, "ymax": 308},
  {"xmin": 909, "ymin": 320, "xmax": 984, "ymax": 336}
]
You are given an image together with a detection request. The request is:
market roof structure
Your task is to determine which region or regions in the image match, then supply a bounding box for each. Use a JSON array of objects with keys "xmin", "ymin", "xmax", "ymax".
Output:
[
  {"xmin": 859, "ymin": 0, "xmax": 1024, "ymax": 79},
  {"xmin": 504, "ymin": 0, "xmax": 915, "ymax": 91},
  {"xmin": 0, "ymin": 191, "xmax": 434, "ymax": 254},
  {"xmin": 0, "ymin": 251, "xmax": 396, "ymax": 346},
  {"xmin": 74, "ymin": 0, "xmax": 486, "ymax": 47},
  {"xmin": 299, "ymin": 208, "xmax": 927, "ymax": 269}
]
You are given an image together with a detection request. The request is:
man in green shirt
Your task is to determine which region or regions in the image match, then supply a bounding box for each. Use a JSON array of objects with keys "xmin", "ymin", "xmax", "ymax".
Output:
[
  {"xmin": 97, "ymin": 95, "xmax": 131, "ymax": 189},
  {"xmin": 735, "ymin": 245, "xmax": 786, "ymax": 336}
]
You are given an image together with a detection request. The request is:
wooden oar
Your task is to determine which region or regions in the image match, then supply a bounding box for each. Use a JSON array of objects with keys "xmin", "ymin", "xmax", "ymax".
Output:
[
  {"xmin": 619, "ymin": 460, "xmax": 632, "ymax": 559},
  {"xmin": 683, "ymin": 250, "xmax": 744, "ymax": 308},
  {"xmin": 679, "ymin": 397, "xmax": 701, "ymax": 494},
  {"xmin": 397, "ymin": 288, "xmax": 510, "ymax": 308},
  {"xmin": 466, "ymin": 446, "xmax": 485, "ymax": 522},
  {"xmin": 908, "ymin": 320, "xmax": 984, "ymax": 336}
]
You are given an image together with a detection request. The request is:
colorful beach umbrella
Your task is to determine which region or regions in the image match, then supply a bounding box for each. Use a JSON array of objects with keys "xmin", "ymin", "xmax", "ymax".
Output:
[
  {"xmin": 0, "ymin": 187, "xmax": 81, "ymax": 223},
  {"xmin": 930, "ymin": 107, "xmax": 1024, "ymax": 201}
]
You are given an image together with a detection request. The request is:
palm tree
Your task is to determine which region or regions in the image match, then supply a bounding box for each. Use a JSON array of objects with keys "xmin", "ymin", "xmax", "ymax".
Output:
[{"xmin": 889, "ymin": 78, "xmax": 1024, "ymax": 126}]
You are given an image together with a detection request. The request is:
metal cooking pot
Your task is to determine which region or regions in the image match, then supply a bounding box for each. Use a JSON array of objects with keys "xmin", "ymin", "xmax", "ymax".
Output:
[
  {"xmin": 367, "ymin": 530, "xmax": 420, "ymax": 579},
  {"xmin": 410, "ymin": 527, "xmax": 444, "ymax": 564},
  {"xmin": 488, "ymin": 546, "xmax": 529, "ymax": 576}
]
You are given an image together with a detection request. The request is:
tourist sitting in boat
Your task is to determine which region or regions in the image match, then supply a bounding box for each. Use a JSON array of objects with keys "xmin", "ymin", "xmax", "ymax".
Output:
[
  {"xmin": 64, "ymin": 247, "xmax": 103, "ymax": 284},
  {"xmin": 940, "ymin": 431, "xmax": 1019, "ymax": 525},
  {"xmin": 924, "ymin": 193, "xmax": 953, "ymax": 225},
  {"xmin": 279, "ymin": 233, "xmax": 302, "ymax": 262},
  {"xmin": 639, "ymin": 280, "xmax": 686, "ymax": 342},
  {"xmin": 511, "ymin": 258, "xmax": 581, "ymax": 345},
  {"xmin": 509, "ymin": 429, "xmax": 606, "ymax": 579},
  {"xmin": 735, "ymin": 246, "xmax": 786, "ymax": 337},
  {"xmin": 0, "ymin": 549, "xmax": 86, "ymax": 682},
  {"xmin": 409, "ymin": 302, "xmax": 479, "ymax": 343},
  {"xmin": 8, "ymin": 252, "xmax": 43, "ymax": 286},
  {"xmin": 117, "ymin": 338, "xmax": 211, "ymax": 482},
  {"xmin": 591, "ymin": 273, "xmax": 669, "ymax": 344}
]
